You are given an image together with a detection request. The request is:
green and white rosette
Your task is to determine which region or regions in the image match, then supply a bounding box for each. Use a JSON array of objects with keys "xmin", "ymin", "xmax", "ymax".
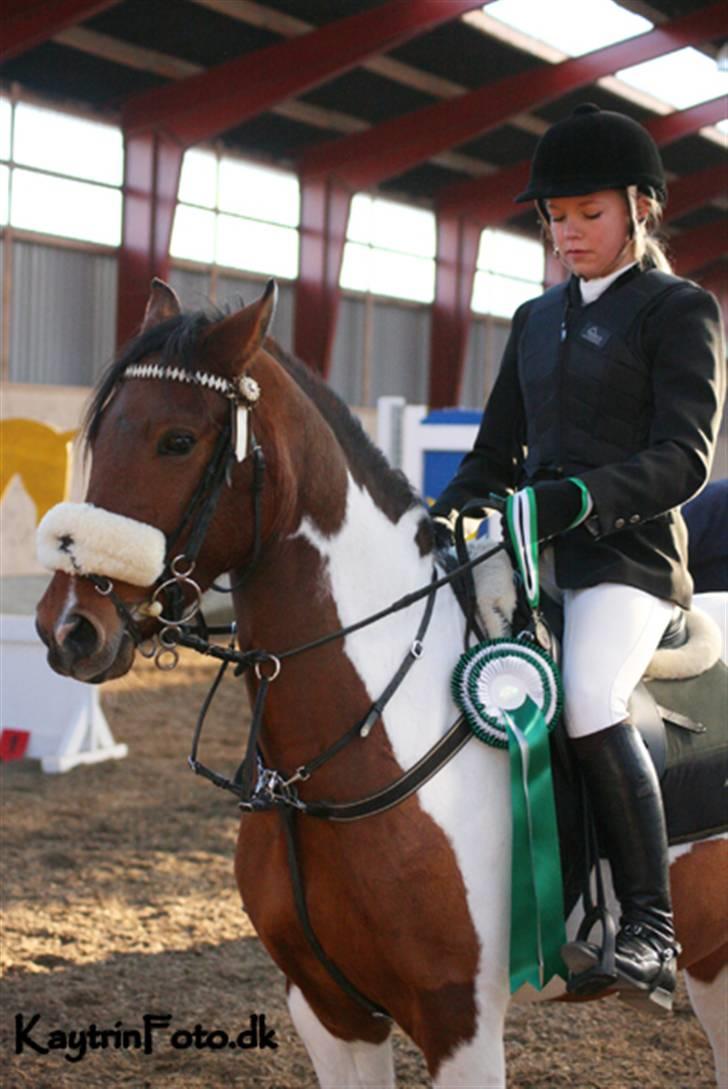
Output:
[{"xmin": 452, "ymin": 638, "xmax": 567, "ymax": 992}]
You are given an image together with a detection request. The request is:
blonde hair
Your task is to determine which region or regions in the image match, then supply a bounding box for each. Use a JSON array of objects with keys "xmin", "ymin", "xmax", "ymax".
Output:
[{"xmin": 628, "ymin": 188, "xmax": 672, "ymax": 273}]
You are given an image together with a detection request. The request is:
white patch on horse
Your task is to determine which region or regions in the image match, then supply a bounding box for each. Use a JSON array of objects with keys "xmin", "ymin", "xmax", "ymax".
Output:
[
  {"xmin": 296, "ymin": 474, "xmax": 511, "ymax": 1074},
  {"xmin": 288, "ymin": 985, "xmax": 395, "ymax": 1089},
  {"xmin": 55, "ymin": 577, "xmax": 79, "ymax": 643},
  {"xmin": 685, "ymin": 964, "xmax": 728, "ymax": 1089}
]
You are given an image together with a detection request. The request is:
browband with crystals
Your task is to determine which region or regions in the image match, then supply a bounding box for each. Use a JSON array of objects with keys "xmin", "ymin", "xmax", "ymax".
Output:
[
  {"xmin": 123, "ymin": 363, "xmax": 261, "ymax": 462},
  {"xmin": 123, "ymin": 362, "xmax": 259, "ymax": 402}
]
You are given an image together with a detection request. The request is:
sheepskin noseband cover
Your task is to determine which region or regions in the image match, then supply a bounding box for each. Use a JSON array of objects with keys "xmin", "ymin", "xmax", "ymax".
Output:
[{"xmin": 36, "ymin": 502, "xmax": 166, "ymax": 587}]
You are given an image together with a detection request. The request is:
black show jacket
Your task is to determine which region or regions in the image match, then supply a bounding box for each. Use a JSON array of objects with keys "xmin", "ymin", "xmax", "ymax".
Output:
[{"xmin": 431, "ymin": 265, "xmax": 726, "ymax": 608}]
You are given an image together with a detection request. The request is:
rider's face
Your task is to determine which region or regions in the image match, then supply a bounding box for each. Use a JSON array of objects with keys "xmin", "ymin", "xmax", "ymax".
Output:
[{"xmin": 546, "ymin": 190, "xmax": 633, "ymax": 281}]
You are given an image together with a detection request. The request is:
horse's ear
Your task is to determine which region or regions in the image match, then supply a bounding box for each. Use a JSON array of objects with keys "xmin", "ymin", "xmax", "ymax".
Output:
[
  {"xmin": 140, "ymin": 278, "xmax": 182, "ymax": 332},
  {"xmin": 205, "ymin": 280, "xmax": 278, "ymax": 375}
]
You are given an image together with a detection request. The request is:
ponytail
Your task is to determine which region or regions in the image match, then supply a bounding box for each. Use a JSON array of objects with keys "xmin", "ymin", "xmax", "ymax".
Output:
[{"xmin": 629, "ymin": 188, "xmax": 672, "ymax": 273}]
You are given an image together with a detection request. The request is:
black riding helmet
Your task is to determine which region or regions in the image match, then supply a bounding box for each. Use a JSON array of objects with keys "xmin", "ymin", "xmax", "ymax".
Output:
[{"xmin": 516, "ymin": 103, "xmax": 667, "ymax": 205}]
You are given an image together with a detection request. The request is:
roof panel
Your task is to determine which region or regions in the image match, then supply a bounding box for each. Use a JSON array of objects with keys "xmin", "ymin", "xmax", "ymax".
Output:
[
  {"xmin": 86, "ymin": 0, "xmax": 281, "ymax": 66},
  {"xmin": 641, "ymin": 0, "xmax": 718, "ymax": 15},
  {"xmin": 222, "ymin": 112, "xmax": 330, "ymax": 164},
  {"xmin": 380, "ymin": 161, "xmax": 473, "ymax": 202},
  {"xmin": 0, "ymin": 42, "xmax": 164, "ymax": 107},
  {"xmin": 251, "ymin": 0, "xmax": 388, "ymax": 28},
  {"xmin": 662, "ymin": 133, "xmax": 727, "ymax": 173},
  {"xmin": 457, "ymin": 123, "xmax": 540, "ymax": 166},
  {"xmin": 389, "ymin": 19, "xmax": 543, "ymax": 89},
  {"xmin": 300, "ymin": 69, "xmax": 437, "ymax": 124}
]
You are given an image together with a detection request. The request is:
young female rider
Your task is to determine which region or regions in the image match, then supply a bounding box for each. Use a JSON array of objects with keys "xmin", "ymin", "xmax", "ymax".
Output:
[{"xmin": 430, "ymin": 103, "xmax": 726, "ymax": 1010}]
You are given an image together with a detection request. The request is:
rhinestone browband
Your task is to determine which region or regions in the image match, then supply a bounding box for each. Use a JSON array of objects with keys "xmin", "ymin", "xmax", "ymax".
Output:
[{"xmin": 123, "ymin": 363, "xmax": 237, "ymax": 398}]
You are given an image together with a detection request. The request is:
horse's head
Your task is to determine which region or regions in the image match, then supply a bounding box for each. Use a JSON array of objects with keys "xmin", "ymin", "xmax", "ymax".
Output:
[{"xmin": 36, "ymin": 278, "xmax": 295, "ymax": 682}]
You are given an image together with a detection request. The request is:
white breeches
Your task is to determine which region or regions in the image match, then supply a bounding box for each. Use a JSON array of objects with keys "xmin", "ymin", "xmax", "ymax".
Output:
[{"xmin": 540, "ymin": 554, "xmax": 675, "ymax": 737}]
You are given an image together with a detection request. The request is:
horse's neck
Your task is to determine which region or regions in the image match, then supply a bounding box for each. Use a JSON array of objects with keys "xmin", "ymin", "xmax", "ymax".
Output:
[
  {"xmin": 298, "ymin": 470, "xmax": 434, "ymax": 626},
  {"xmin": 236, "ymin": 469, "xmax": 456, "ymax": 775}
]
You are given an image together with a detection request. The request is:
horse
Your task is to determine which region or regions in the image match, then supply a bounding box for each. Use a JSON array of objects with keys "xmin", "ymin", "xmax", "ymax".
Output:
[{"xmin": 35, "ymin": 280, "xmax": 728, "ymax": 1088}]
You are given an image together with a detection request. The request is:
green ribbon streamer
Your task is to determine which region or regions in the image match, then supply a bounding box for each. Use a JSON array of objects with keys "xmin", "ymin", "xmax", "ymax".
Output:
[
  {"xmin": 504, "ymin": 696, "xmax": 566, "ymax": 992},
  {"xmin": 506, "ymin": 489, "xmax": 540, "ymax": 610}
]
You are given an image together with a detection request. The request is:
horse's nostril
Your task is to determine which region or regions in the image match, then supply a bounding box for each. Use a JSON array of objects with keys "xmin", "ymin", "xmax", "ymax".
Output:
[{"xmin": 62, "ymin": 613, "xmax": 100, "ymax": 660}]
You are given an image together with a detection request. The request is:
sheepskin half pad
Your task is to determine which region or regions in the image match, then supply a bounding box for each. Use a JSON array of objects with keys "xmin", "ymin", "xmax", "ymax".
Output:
[{"xmin": 36, "ymin": 502, "xmax": 166, "ymax": 587}]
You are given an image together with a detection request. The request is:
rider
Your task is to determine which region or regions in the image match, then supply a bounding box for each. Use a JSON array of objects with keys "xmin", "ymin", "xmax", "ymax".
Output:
[{"xmin": 430, "ymin": 103, "xmax": 726, "ymax": 1009}]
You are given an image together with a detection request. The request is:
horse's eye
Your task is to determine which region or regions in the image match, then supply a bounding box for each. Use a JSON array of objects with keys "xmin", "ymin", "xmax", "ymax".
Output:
[{"xmin": 157, "ymin": 431, "xmax": 196, "ymax": 456}]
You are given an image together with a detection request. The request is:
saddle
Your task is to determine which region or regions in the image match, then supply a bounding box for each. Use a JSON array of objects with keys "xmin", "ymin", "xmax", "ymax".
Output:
[{"xmin": 453, "ymin": 542, "xmax": 728, "ymax": 914}]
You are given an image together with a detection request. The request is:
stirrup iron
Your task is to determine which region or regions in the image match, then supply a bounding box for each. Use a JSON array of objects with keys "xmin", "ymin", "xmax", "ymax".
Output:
[{"xmin": 561, "ymin": 903, "xmax": 618, "ymax": 996}]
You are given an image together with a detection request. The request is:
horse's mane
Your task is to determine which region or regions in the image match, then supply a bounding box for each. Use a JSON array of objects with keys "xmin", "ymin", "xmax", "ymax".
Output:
[
  {"xmin": 84, "ymin": 307, "xmax": 422, "ymax": 525},
  {"xmin": 84, "ymin": 309, "xmax": 222, "ymax": 447},
  {"xmin": 267, "ymin": 340, "xmax": 421, "ymax": 523}
]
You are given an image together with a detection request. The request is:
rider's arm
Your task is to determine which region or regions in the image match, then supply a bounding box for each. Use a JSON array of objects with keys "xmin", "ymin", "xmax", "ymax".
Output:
[
  {"xmin": 430, "ymin": 303, "xmax": 529, "ymax": 525},
  {"xmin": 580, "ymin": 285, "xmax": 725, "ymax": 538}
]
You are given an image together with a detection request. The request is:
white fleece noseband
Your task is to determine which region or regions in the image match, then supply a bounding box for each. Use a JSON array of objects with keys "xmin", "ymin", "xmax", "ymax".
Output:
[{"xmin": 37, "ymin": 502, "xmax": 166, "ymax": 587}]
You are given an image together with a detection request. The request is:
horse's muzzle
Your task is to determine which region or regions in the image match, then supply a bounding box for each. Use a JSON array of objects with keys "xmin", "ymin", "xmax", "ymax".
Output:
[{"xmin": 36, "ymin": 573, "xmax": 136, "ymax": 683}]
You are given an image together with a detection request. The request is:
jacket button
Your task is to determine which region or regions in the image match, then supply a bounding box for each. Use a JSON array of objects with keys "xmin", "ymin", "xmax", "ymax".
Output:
[
  {"xmin": 615, "ymin": 517, "xmax": 625, "ymax": 529},
  {"xmin": 629, "ymin": 514, "xmax": 641, "ymax": 524}
]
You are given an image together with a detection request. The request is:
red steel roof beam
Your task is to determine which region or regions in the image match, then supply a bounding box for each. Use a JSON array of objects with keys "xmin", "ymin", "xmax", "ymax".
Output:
[
  {"xmin": 116, "ymin": 130, "xmax": 183, "ymax": 346},
  {"xmin": 1, "ymin": 0, "xmax": 119, "ymax": 63},
  {"xmin": 646, "ymin": 96, "xmax": 728, "ymax": 145},
  {"xmin": 428, "ymin": 214, "xmax": 482, "ymax": 407},
  {"xmin": 670, "ymin": 222, "xmax": 727, "ymax": 276},
  {"xmin": 437, "ymin": 96, "xmax": 727, "ymax": 223},
  {"xmin": 666, "ymin": 165, "xmax": 727, "ymax": 222},
  {"xmin": 121, "ymin": 0, "xmax": 486, "ymax": 143},
  {"xmin": 294, "ymin": 176, "xmax": 351, "ymax": 374},
  {"xmin": 301, "ymin": 4, "xmax": 726, "ymax": 190}
]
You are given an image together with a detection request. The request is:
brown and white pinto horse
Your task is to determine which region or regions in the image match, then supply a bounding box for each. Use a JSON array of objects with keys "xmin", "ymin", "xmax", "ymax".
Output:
[{"xmin": 36, "ymin": 282, "xmax": 728, "ymax": 1088}]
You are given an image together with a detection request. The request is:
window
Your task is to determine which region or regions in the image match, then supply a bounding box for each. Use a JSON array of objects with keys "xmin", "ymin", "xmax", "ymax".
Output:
[
  {"xmin": 340, "ymin": 194, "xmax": 436, "ymax": 303},
  {"xmin": 616, "ymin": 48, "xmax": 728, "ymax": 111},
  {"xmin": 1, "ymin": 98, "xmax": 122, "ymax": 245},
  {"xmin": 471, "ymin": 228, "xmax": 544, "ymax": 317},
  {"xmin": 0, "ymin": 96, "xmax": 11, "ymax": 161},
  {"xmin": 170, "ymin": 148, "xmax": 299, "ymax": 278},
  {"xmin": 0, "ymin": 164, "xmax": 8, "ymax": 227},
  {"xmin": 485, "ymin": 0, "xmax": 652, "ymax": 57}
]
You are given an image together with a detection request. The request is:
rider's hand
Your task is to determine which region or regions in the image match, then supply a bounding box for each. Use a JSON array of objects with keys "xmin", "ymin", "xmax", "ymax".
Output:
[{"xmin": 528, "ymin": 478, "xmax": 592, "ymax": 541}]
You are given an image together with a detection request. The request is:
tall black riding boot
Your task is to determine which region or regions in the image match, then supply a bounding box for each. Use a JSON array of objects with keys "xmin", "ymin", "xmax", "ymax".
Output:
[{"xmin": 561, "ymin": 722, "xmax": 680, "ymax": 1013}]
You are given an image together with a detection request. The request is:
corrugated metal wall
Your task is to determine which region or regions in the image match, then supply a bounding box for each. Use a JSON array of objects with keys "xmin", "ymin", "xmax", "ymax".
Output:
[
  {"xmin": 8, "ymin": 241, "xmax": 117, "ymax": 386},
  {"xmin": 462, "ymin": 317, "xmax": 512, "ymax": 408},
  {"xmin": 6, "ymin": 242, "xmax": 511, "ymax": 410}
]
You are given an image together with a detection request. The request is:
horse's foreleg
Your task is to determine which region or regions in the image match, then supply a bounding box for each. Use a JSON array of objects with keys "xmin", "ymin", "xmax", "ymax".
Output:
[
  {"xmin": 429, "ymin": 1017, "xmax": 507, "ymax": 1089},
  {"xmin": 422, "ymin": 982, "xmax": 508, "ymax": 1089},
  {"xmin": 685, "ymin": 952, "xmax": 728, "ymax": 1089},
  {"xmin": 288, "ymin": 984, "xmax": 395, "ymax": 1089}
]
